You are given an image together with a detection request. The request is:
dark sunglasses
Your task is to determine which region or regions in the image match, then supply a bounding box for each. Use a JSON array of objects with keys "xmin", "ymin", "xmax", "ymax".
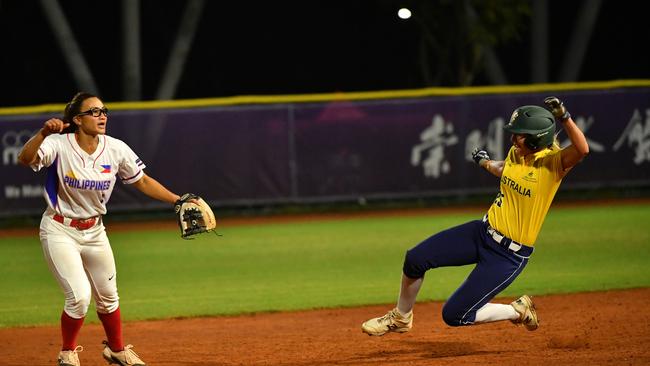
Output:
[{"xmin": 78, "ymin": 107, "xmax": 109, "ymax": 117}]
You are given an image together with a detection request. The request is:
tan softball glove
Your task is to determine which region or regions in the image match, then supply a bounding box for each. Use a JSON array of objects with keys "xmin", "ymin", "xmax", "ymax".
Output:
[{"xmin": 174, "ymin": 193, "xmax": 217, "ymax": 239}]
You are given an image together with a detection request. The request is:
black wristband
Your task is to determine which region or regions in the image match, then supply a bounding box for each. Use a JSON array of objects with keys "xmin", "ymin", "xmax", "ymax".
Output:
[{"xmin": 560, "ymin": 111, "xmax": 571, "ymax": 121}]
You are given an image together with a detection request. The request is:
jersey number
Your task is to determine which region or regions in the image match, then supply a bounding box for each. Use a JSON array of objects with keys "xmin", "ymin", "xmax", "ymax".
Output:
[{"xmin": 494, "ymin": 191, "xmax": 503, "ymax": 207}]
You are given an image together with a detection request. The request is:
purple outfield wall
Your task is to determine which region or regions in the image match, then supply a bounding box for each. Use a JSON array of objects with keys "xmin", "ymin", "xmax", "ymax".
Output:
[{"xmin": 1, "ymin": 88, "xmax": 649, "ymax": 217}]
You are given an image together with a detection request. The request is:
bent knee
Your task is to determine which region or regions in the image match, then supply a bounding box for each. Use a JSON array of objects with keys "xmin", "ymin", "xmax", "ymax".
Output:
[
  {"xmin": 402, "ymin": 248, "xmax": 428, "ymax": 279},
  {"xmin": 95, "ymin": 292, "xmax": 120, "ymax": 314},
  {"xmin": 441, "ymin": 303, "xmax": 464, "ymax": 327},
  {"xmin": 65, "ymin": 293, "xmax": 91, "ymax": 318}
]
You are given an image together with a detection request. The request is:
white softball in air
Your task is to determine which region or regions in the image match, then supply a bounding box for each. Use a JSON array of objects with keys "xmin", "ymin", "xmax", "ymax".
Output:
[{"xmin": 398, "ymin": 8, "xmax": 412, "ymax": 20}]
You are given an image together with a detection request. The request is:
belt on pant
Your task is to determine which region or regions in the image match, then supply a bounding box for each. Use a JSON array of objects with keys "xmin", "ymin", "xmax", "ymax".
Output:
[
  {"xmin": 53, "ymin": 214, "xmax": 99, "ymax": 230},
  {"xmin": 482, "ymin": 215, "xmax": 524, "ymax": 253}
]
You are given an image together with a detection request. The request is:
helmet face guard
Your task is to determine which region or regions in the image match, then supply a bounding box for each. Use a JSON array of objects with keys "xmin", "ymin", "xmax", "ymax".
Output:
[{"xmin": 503, "ymin": 105, "xmax": 556, "ymax": 150}]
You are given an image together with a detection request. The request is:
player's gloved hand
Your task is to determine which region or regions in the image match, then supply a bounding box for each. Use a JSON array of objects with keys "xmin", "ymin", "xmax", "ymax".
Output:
[
  {"xmin": 471, "ymin": 148, "xmax": 490, "ymax": 165},
  {"xmin": 544, "ymin": 96, "xmax": 571, "ymax": 121}
]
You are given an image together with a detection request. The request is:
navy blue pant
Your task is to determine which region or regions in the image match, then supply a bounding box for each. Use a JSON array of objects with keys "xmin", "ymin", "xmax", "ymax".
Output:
[{"xmin": 402, "ymin": 220, "xmax": 533, "ymax": 326}]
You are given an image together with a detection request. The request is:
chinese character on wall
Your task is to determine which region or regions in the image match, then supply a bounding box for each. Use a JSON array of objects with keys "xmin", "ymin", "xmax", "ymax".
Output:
[
  {"xmin": 613, "ymin": 108, "xmax": 650, "ymax": 165},
  {"xmin": 411, "ymin": 115, "xmax": 458, "ymax": 178}
]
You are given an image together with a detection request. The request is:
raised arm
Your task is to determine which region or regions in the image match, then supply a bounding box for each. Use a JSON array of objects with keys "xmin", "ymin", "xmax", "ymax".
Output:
[
  {"xmin": 131, "ymin": 173, "xmax": 181, "ymax": 204},
  {"xmin": 18, "ymin": 118, "xmax": 69, "ymax": 166},
  {"xmin": 471, "ymin": 148, "xmax": 504, "ymax": 177},
  {"xmin": 544, "ymin": 96, "xmax": 589, "ymax": 171}
]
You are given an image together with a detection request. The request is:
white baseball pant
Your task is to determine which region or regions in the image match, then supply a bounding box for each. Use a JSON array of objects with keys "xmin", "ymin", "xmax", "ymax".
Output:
[{"xmin": 39, "ymin": 213, "xmax": 119, "ymax": 318}]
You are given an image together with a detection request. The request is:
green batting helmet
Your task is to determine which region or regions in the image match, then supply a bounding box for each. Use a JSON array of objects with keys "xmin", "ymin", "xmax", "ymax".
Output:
[{"xmin": 504, "ymin": 105, "xmax": 556, "ymax": 150}]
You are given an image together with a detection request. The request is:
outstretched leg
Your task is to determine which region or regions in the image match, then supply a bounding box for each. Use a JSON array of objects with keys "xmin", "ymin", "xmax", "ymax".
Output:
[
  {"xmin": 362, "ymin": 220, "xmax": 484, "ymax": 336},
  {"xmin": 361, "ymin": 273, "xmax": 421, "ymax": 336},
  {"xmin": 396, "ymin": 274, "xmax": 423, "ymax": 315}
]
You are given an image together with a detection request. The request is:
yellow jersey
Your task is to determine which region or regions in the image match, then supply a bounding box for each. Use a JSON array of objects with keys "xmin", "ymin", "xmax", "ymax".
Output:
[{"xmin": 486, "ymin": 145, "xmax": 564, "ymax": 246}]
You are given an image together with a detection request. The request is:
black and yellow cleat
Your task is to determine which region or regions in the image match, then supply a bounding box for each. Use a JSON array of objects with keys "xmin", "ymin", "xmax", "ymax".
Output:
[{"xmin": 511, "ymin": 295, "xmax": 539, "ymax": 331}]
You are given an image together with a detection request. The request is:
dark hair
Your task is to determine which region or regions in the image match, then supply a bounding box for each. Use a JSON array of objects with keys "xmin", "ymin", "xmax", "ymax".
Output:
[{"xmin": 61, "ymin": 91, "xmax": 99, "ymax": 133}]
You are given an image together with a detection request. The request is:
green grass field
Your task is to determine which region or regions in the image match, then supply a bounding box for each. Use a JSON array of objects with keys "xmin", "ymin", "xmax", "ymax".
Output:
[{"xmin": 0, "ymin": 203, "xmax": 648, "ymax": 328}]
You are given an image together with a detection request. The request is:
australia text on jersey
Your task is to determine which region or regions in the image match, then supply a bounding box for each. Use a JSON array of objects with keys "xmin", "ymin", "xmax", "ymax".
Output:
[{"xmin": 501, "ymin": 175, "xmax": 531, "ymax": 197}]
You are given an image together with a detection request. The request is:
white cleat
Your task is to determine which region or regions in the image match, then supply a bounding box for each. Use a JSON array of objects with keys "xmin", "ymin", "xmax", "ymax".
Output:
[
  {"xmin": 362, "ymin": 307, "xmax": 413, "ymax": 336},
  {"xmin": 57, "ymin": 345, "xmax": 83, "ymax": 366}
]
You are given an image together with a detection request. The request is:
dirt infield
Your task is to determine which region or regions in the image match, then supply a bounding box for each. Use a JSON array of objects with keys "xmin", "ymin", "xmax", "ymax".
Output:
[{"xmin": 0, "ymin": 288, "xmax": 648, "ymax": 365}]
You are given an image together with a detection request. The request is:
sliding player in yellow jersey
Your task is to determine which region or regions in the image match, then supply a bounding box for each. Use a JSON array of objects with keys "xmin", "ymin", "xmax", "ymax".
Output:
[{"xmin": 362, "ymin": 96, "xmax": 589, "ymax": 335}]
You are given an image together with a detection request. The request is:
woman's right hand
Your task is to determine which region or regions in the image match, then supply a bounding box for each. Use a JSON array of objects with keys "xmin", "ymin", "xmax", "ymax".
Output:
[
  {"xmin": 18, "ymin": 118, "xmax": 69, "ymax": 166},
  {"xmin": 41, "ymin": 118, "xmax": 70, "ymax": 137}
]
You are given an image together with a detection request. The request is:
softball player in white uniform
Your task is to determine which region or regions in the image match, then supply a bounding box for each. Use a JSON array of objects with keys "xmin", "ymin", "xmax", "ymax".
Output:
[{"xmin": 19, "ymin": 92, "xmax": 182, "ymax": 366}]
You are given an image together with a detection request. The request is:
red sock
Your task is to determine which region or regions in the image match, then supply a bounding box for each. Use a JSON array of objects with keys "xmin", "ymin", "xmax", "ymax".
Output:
[
  {"xmin": 97, "ymin": 308, "xmax": 124, "ymax": 351},
  {"xmin": 60, "ymin": 311, "xmax": 84, "ymax": 351}
]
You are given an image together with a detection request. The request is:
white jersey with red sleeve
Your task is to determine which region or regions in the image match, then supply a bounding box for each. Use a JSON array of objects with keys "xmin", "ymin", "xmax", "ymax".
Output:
[{"xmin": 31, "ymin": 133, "xmax": 146, "ymax": 218}]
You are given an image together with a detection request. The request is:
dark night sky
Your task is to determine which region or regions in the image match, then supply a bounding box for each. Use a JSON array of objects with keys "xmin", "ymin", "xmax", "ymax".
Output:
[{"xmin": 0, "ymin": 0, "xmax": 648, "ymax": 107}]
